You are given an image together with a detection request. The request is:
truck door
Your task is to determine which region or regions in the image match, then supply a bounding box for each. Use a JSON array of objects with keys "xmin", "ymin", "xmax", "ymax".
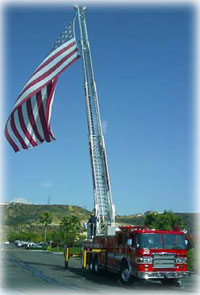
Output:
[
  {"xmin": 114, "ymin": 232, "xmax": 126, "ymax": 271},
  {"xmin": 127, "ymin": 233, "xmax": 137, "ymax": 275}
]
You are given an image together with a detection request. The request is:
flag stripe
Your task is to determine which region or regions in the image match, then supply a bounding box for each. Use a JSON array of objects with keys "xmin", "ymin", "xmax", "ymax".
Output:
[
  {"xmin": 14, "ymin": 50, "xmax": 79, "ymax": 110},
  {"xmin": 33, "ymin": 41, "xmax": 76, "ymax": 78},
  {"xmin": 35, "ymin": 37, "xmax": 76, "ymax": 72},
  {"xmin": 46, "ymin": 78, "xmax": 57, "ymax": 129},
  {"xmin": 21, "ymin": 43, "xmax": 77, "ymax": 96},
  {"xmin": 9, "ymin": 112, "xmax": 27, "ymax": 149},
  {"xmin": 47, "ymin": 82, "xmax": 56, "ymax": 140},
  {"xmin": 21, "ymin": 37, "xmax": 76, "ymax": 90},
  {"xmin": 6, "ymin": 120, "xmax": 21, "ymax": 150},
  {"xmin": 18, "ymin": 105, "xmax": 37, "ymax": 147},
  {"xmin": 26, "ymin": 98, "xmax": 44, "ymax": 143},
  {"xmin": 36, "ymin": 91, "xmax": 51, "ymax": 142},
  {"xmin": 11, "ymin": 113, "xmax": 28, "ymax": 149},
  {"xmin": 46, "ymin": 81, "xmax": 53, "ymax": 128},
  {"xmin": 31, "ymin": 95, "xmax": 47, "ymax": 142},
  {"xmin": 21, "ymin": 101, "xmax": 42, "ymax": 146},
  {"xmin": 5, "ymin": 125, "xmax": 20, "ymax": 152},
  {"xmin": 16, "ymin": 46, "xmax": 78, "ymax": 105},
  {"xmin": 14, "ymin": 110, "xmax": 32, "ymax": 148}
]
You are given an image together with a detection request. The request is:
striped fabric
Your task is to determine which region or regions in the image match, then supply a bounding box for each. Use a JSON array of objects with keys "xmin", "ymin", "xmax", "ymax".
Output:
[{"xmin": 5, "ymin": 17, "xmax": 80, "ymax": 152}]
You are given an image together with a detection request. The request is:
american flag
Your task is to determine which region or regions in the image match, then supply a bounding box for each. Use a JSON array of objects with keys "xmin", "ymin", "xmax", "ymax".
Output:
[{"xmin": 5, "ymin": 17, "xmax": 80, "ymax": 152}]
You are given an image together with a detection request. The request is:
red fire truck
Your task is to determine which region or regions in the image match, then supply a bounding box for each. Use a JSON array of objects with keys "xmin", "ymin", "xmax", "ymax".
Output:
[
  {"xmin": 65, "ymin": 5, "xmax": 190, "ymax": 288},
  {"xmin": 82, "ymin": 226, "xmax": 189, "ymax": 286}
]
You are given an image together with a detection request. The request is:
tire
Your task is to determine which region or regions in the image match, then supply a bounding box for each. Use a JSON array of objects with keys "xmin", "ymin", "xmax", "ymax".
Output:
[
  {"xmin": 161, "ymin": 278, "xmax": 182, "ymax": 287},
  {"xmin": 133, "ymin": 278, "xmax": 147, "ymax": 289},
  {"xmin": 89, "ymin": 254, "xmax": 94, "ymax": 272},
  {"xmin": 175, "ymin": 279, "xmax": 183, "ymax": 288},
  {"xmin": 120, "ymin": 260, "xmax": 131, "ymax": 284},
  {"xmin": 94, "ymin": 255, "xmax": 100, "ymax": 273},
  {"xmin": 64, "ymin": 261, "xmax": 68, "ymax": 270}
]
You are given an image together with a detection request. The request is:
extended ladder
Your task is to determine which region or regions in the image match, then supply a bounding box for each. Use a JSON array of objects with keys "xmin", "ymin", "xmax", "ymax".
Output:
[{"xmin": 75, "ymin": 5, "xmax": 115, "ymax": 235}]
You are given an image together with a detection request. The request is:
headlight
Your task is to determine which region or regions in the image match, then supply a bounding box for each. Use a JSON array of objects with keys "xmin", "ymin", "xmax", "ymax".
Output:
[
  {"xmin": 176, "ymin": 257, "xmax": 187, "ymax": 264},
  {"xmin": 135, "ymin": 256, "xmax": 152, "ymax": 264}
]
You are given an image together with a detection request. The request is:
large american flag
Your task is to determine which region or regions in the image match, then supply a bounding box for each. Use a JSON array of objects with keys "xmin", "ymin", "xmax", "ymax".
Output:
[{"xmin": 5, "ymin": 17, "xmax": 80, "ymax": 152}]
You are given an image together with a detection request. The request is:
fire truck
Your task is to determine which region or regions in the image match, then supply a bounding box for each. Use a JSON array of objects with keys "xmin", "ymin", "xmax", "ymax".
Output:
[
  {"xmin": 83, "ymin": 226, "xmax": 188, "ymax": 286},
  {"xmin": 65, "ymin": 5, "xmax": 190, "ymax": 287}
]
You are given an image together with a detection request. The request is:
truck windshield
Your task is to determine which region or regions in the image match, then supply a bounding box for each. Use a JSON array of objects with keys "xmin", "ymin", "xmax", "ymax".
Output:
[{"xmin": 137, "ymin": 233, "xmax": 186, "ymax": 249}]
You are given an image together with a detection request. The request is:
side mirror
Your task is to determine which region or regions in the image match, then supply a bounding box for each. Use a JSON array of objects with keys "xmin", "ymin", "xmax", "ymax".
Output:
[
  {"xmin": 185, "ymin": 240, "xmax": 188, "ymax": 246},
  {"xmin": 127, "ymin": 239, "xmax": 132, "ymax": 246}
]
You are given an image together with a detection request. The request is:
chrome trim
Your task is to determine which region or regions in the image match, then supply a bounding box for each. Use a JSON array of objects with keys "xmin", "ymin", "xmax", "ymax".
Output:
[
  {"xmin": 152, "ymin": 253, "xmax": 176, "ymax": 269},
  {"xmin": 138, "ymin": 271, "xmax": 190, "ymax": 279},
  {"xmin": 135, "ymin": 256, "xmax": 153, "ymax": 264}
]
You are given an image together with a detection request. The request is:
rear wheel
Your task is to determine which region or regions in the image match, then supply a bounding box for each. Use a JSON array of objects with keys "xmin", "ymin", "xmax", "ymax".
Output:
[
  {"xmin": 88, "ymin": 254, "xmax": 94, "ymax": 272},
  {"xmin": 64, "ymin": 261, "xmax": 68, "ymax": 270},
  {"xmin": 94, "ymin": 255, "xmax": 100, "ymax": 273}
]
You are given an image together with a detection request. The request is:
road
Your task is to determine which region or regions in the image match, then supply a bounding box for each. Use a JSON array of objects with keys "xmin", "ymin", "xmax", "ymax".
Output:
[{"xmin": 1, "ymin": 243, "xmax": 199, "ymax": 294}]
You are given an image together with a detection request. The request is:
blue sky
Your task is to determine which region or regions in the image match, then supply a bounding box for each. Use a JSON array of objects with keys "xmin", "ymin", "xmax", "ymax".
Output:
[{"xmin": 3, "ymin": 3, "xmax": 195, "ymax": 214}]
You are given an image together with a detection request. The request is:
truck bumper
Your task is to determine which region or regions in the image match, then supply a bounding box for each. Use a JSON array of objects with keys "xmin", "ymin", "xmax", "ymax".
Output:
[{"xmin": 137, "ymin": 271, "xmax": 190, "ymax": 279}]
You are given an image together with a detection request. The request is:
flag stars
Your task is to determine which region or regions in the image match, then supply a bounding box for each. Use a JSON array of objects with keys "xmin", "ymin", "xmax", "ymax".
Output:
[{"xmin": 49, "ymin": 22, "xmax": 74, "ymax": 53}]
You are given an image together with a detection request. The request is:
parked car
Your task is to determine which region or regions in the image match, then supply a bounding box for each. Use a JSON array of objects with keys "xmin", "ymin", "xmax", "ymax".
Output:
[
  {"xmin": 26, "ymin": 242, "xmax": 43, "ymax": 249},
  {"xmin": 15, "ymin": 240, "xmax": 28, "ymax": 248}
]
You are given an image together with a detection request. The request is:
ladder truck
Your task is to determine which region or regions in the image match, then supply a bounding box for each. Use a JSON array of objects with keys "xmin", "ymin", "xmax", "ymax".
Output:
[{"xmin": 65, "ymin": 5, "xmax": 190, "ymax": 287}]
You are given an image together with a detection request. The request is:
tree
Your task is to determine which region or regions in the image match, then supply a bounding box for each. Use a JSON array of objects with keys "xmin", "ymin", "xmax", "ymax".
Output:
[
  {"xmin": 143, "ymin": 211, "xmax": 184, "ymax": 230},
  {"xmin": 49, "ymin": 231, "xmax": 62, "ymax": 248},
  {"xmin": 60, "ymin": 215, "xmax": 81, "ymax": 246},
  {"xmin": 39, "ymin": 212, "xmax": 52, "ymax": 243}
]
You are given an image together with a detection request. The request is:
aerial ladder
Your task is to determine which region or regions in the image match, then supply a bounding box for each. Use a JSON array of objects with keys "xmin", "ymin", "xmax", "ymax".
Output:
[
  {"xmin": 75, "ymin": 5, "xmax": 116, "ymax": 237},
  {"xmin": 64, "ymin": 9, "xmax": 189, "ymax": 285}
]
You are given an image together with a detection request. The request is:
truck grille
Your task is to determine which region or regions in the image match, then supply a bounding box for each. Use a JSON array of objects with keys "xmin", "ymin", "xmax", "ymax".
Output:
[{"xmin": 152, "ymin": 253, "xmax": 175, "ymax": 269}]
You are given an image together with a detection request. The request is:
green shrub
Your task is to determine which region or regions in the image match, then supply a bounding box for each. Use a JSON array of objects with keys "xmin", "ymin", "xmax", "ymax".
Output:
[
  {"xmin": 187, "ymin": 247, "xmax": 198, "ymax": 272},
  {"xmin": 47, "ymin": 246, "xmax": 64, "ymax": 252},
  {"xmin": 7, "ymin": 231, "xmax": 42, "ymax": 243},
  {"xmin": 69, "ymin": 247, "xmax": 81, "ymax": 255}
]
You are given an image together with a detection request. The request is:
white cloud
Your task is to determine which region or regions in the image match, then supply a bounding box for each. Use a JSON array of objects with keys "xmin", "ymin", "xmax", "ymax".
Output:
[{"xmin": 11, "ymin": 197, "xmax": 32, "ymax": 204}]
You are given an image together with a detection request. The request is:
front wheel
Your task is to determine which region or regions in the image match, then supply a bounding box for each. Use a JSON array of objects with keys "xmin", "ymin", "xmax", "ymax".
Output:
[
  {"xmin": 161, "ymin": 279, "xmax": 182, "ymax": 288},
  {"xmin": 120, "ymin": 261, "xmax": 131, "ymax": 285}
]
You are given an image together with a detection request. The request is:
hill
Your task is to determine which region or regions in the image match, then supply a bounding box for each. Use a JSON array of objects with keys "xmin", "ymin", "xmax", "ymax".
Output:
[
  {"xmin": 1, "ymin": 203, "xmax": 197, "ymax": 234},
  {"xmin": 2, "ymin": 203, "xmax": 91, "ymax": 226}
]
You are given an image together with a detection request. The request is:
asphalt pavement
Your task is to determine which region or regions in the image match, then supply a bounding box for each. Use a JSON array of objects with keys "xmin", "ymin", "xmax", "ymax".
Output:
[{"xmin": 0, "ymin": 243, "xmax": 199, "ymax": 295}]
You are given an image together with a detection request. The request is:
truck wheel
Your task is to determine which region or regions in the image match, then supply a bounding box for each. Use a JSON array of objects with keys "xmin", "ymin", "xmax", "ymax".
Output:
[
  {"xmin": 172, "ymin": 279, "xmax": 182, "ymax": 288},
  {"xmin": 161, "ymin": 279, "xmax": 182, "ymax": 287},
  {"xmin": 175, "ymin": 279, "xmax": 183, "ymax": 288},
  {"xmin": 120, "ymin": 261, "xmax": 131, "ymax": 284},
  {"xmin": 133, "ymin": 278, "xmax": 148, "ymax": 289},
  {"xmin": 89, "ymin": 255, "xmax": 94, "ymax": 272},
  {"xmin": 161, "ymin": 279, "xmax": 173, "ymax": 286},
  {"xmin": 94, "ymin": 255, "xmax": 99, "ymax": 273}
]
